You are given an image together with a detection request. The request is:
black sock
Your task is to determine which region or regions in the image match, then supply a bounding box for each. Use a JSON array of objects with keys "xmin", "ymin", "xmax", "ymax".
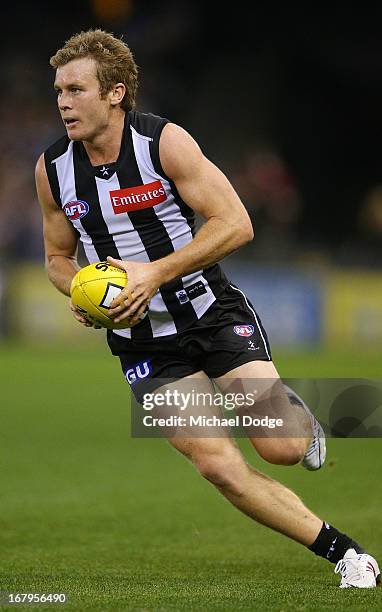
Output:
[{"xmin": 308, "ymin": 522, "xmax": 365, "ymax": 564}]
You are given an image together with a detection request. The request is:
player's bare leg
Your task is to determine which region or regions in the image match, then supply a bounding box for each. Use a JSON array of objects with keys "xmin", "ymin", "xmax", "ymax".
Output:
[
  {"xmin": 157, "ymin": 372, "xmax": 322, "ymax": 545},
  {"xmin": 153, "ymin": 372, "xmax": 379, "ymax": 586},
  {"xmin": 170, "ymin": 434, "xmax": 322, "ymax": 545},
  {"xmin": 213, "ymin": 360, "xmax": 314, "ymax": 466}
]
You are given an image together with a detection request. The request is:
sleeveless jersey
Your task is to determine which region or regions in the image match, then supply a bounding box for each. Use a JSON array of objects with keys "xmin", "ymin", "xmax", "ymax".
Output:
[{"xmin": 44, "ymin": 111, "xmax": 229, "ymax": 340}]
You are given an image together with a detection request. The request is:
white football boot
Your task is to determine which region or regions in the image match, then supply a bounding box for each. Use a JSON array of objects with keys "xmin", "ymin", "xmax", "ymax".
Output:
[
  {"xmin": 283, "ymin": 385, "xmax": 326, "ymax": 470},
  {"xmin": 334, "ymin": 548, "xmax": 380, "ymax": 588}
]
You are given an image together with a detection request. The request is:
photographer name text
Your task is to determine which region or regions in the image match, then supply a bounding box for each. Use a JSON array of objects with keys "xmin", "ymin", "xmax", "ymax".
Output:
[{"xmin": 142, "ymin": 415, "xmax": 283, "ymax": 429}]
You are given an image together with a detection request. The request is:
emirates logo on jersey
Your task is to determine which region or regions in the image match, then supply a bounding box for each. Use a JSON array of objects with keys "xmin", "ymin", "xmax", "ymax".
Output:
[{"xmin": 110, "ymin": 180, "xmax": 166, "ymax": 214}]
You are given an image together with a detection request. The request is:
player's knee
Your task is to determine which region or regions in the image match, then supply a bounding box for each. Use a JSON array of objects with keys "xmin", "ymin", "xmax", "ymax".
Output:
[
  {"xmin": 194, "ymin": 451, "xmax": 246, "ymax": 494},
  {"xmin": 255, "ymin": 439, "xmax": 306, "ymax": 466}
]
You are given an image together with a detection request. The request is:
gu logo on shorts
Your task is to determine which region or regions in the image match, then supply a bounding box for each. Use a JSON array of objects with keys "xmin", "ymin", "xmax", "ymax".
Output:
[
  {"xmin": 233, "ymin": 324, "xmax": 255, "ymax": 337},
  {"xmin": 110, "ymin": 180, "xmax": 166, "ymax": 214},
  {"xmin": 125, "ymin": 360, "xmax": 152, "ymax": 385},
  {"xmin": 63, "ymin": 200, "xmax": 89, "ymax": 220}
]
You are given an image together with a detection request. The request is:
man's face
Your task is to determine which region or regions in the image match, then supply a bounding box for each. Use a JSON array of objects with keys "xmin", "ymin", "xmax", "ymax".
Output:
[{"xmin": 54, "ymin": 57, "xmax": 111, "ymax": 141}]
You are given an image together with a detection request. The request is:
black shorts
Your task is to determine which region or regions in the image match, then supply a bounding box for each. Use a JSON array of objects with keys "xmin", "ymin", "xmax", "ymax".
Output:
[{"xmin": 107, "ymin": 284, "xmax": 272, "ymax": 403}]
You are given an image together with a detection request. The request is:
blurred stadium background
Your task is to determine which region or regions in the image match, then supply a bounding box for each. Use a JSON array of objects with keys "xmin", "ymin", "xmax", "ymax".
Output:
[
  {"xmin": 1, "ymin": 1, "xmax": 382, "ymax": 348},
  {"xmin": 1, "ymin": 3, "xmax": 382, "ymax": 610}
]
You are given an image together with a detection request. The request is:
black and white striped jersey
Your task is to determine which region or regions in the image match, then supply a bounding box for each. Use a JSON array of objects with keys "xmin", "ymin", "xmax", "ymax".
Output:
[{"xmin": 44, "ymin": 111, "xmax": 229, "ymax": 340}]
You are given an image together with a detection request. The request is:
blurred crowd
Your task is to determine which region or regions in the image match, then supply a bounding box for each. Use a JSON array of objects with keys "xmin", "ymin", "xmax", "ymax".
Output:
[
  {"xmin": 0, "ymin": 101, "xmax": 60, "ymax": 262},
  {"xmin": 1, "ymin": 1, "xmax": 382, "ymax": 267}
]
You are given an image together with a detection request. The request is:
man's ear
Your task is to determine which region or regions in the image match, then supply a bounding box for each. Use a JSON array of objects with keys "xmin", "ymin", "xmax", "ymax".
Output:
[{"xmin": 110, "ymin": 82, "xmax": 126, "ymax": 106}]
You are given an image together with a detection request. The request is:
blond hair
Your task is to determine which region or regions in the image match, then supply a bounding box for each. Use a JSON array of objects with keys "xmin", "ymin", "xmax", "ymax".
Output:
[{"xmin": 50, "ymin": 29, "xmax": 138, "ymax": 111}]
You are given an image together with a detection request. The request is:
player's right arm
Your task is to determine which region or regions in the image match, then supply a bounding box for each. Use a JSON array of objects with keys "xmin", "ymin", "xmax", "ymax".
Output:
[
  {"xmin": 35, "ymin": 153, "xmax": 91, "ymax": 327},
  {"xmin": 35, "ymin": 153, "xmax": 79, "ymax": 296}
]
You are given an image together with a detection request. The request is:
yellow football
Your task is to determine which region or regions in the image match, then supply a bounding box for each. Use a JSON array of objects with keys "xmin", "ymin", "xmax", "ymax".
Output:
[{"xmin": 70, "ymin": 261, "xmax": 134, "ymax": 329}]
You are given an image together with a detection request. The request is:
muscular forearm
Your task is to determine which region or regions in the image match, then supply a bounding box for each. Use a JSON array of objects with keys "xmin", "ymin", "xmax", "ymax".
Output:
[
  {"xmin": 46, "ymin": 255, "xmax": 80, "ymax": 296},
  {"xmin": 155, "ymin": 217, "xmax": 253, "ymax": 284}
]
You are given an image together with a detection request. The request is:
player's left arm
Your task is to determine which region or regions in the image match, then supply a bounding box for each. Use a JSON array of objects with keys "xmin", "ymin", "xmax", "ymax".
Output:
[
  {"xmin": 159, "ymin": 122, "xmax": 254, "ymax": 272},
  {"xmin": 108, "ymin": 123, "xmax": 253, "ymax": 322}
]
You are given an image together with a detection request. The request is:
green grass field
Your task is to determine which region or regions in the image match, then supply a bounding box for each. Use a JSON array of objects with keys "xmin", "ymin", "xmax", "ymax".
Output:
[{"xmin": 1, "ymin": 343, "xmax": 381, "ymax": 611}]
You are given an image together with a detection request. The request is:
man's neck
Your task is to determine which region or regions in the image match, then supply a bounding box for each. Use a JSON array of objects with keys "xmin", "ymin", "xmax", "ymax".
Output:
[{"xmin": 83, "ymin": 110, "xmax": 126, "ymax": 166}]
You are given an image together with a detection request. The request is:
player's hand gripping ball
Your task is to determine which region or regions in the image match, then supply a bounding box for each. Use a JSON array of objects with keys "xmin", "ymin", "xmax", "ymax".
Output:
[{"xmin": 70, "ymin": 261, "xmax": 146, "ymax": 329}]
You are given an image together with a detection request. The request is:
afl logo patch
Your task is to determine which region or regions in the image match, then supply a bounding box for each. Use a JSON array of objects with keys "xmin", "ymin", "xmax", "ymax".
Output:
[
  {"xmin": 234, "ymin": 324, "xmax": 255, "ymax": 337},
  {"xmin": 63, "ymin": 200, "xmax": 89, "ymax": 220}
]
